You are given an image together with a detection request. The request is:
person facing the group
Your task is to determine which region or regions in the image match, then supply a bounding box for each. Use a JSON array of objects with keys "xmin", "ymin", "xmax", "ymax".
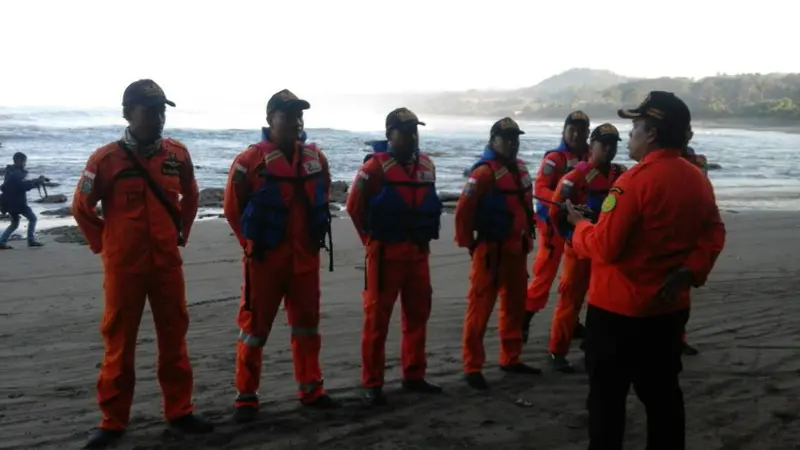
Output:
[
  {"xmin": 346, "ymin": 107, "xmax": 444, "ymax": 405},
  {"xmin": 455, "ymin": 117, "xmax": 541, "ymax": 391},
  {"xmin": 72, "ymin": 79, "xmax": 211, "ymax": 449},
  {"xmin": 523, "ymin": 111, "xmax": 591, "ymax": 343},
  {"xmin": 564, "ymin": 91, "xmax": 726, "ymax": 450},
  {"xmin": 0, "ymin": 152, "xmax": 46, "ymax": 249},
  {"xmin": 546, "ymin": 123, "xmax": 627, "ymax": 373},
  {"xmin": 223, "ymin": 89, "xmax": 337, "ymax": 423}
]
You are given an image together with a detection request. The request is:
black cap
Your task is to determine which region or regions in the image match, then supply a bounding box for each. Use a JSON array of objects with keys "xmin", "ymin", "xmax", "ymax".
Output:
[
  {"xmin": 267, "ymin": 89, "xmax": 311, "ymax": 115},
  {"xmin": 385, "ymin": 107, "xmax": 426, "ymax": 131},
  {"xmin": 490, "ymin": 117, "xmax": 525, "ymax": 137},
  {"xmin": 564, "ymin": 110, "xmax": 590, "ymax": 126},
  {"xmin": 618, "ymin": 91, "xmax": 691, "ymax": 130},
  {"xmin": 122, "ymin": 79, "xmax": 175, "ymax": 108},
  {"xmin": 590, "ymin": 123, "xmax": 622, "ymax": 143}
]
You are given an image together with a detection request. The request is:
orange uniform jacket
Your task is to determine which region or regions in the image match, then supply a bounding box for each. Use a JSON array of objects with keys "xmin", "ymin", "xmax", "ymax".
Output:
[
  {"xmin": 534, "ymin": 148, "xmax": 586, "ymax": 213},
  {"xmin": 346, "ymin": 156, "xmax": 430, "ymax": 261},
  {"xmin": 72, "ymin": 139, "xmax": 199, "ymax": 272},
  {"xmin": 571, "ymin": 149, "xmax": 726, "ymax": 317},
  {"xmin": 223, "ymin": 143, "xmax": 331, "ymax": 274},
  {"xmin": 454, "ymin": 164, "xmax": 534, "ymax": 254}
]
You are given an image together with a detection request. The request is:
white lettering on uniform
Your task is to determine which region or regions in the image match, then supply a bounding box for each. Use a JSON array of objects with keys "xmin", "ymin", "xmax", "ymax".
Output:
[
  {"xmin": 357, "ymin": 171, "xmax": 369, "ymax": 180},
  {"xmin": 304, "ymin": 161, "xmax": 322, "ymax": 174},
  {"xmin": 83, "ymin": 170, "xmax": 96, "ymax": 179},
  {"xmin": 467, "ymin": 178, "xmax": 477, "ymax": 184},
  {"xmin": 545, "ymin": 159, "xmax": 557, "ymax": 167},
  {"xmin": 234, "ymin": 162, "xmax": 247, "ymax": 173}
]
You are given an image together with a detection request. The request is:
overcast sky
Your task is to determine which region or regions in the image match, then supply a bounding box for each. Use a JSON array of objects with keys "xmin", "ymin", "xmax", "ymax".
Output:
[{"xmin": 1, "ymin": 0, "xmax": 795, "ymax": 111}]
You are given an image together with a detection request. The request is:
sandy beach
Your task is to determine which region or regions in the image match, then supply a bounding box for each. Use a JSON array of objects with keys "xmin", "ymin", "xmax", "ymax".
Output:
[{"xmin": 1, "ymin": 212, "xmax": 799, "ymax": 450}]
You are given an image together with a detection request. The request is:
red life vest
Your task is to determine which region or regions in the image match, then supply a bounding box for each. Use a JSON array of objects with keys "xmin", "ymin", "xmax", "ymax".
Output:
[
  {"xmin": 240, "ymin": 141, "xmax": 331, "ymax": 257},
  {"xmin": 365, "ymin": 152, "xmax": 443, "ymax": 243}
]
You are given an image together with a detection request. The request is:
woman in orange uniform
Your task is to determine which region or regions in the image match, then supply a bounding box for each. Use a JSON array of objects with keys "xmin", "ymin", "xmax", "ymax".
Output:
[
  {"xmin": 566, "ymin": 91, "xmax": 725, "ymax": 450},
  {"xmin": 523, "ymin": 111, "xmax": 590, "ymax": 343},
  {"xmin": 455, "ymin": 118, "xmax": 541, "ymax": 391},
  {"xmin": 546, "ymin": 123, "xmax": 627, "ymax": 373}
]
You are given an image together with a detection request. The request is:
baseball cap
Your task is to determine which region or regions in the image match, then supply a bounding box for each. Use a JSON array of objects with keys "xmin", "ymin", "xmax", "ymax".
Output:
[
  {"xmin": 490, "ymin": 117, "xmax": 525, "ymax": 137},
  {"xmin": 267, "ymin": 89, "xmax": 311, "ymax": 115},
  {"xmin": 618, "ymin": 91, "xmax": 691, "ymax": 130},
  {"xmin": 590, "ymin": 123, "xmax": 622, "ymax": 144},
  {"xmin": 564, "ymin": 110, "xmax": 590, "ymax": 127},
  {"xmin": 122, "ymin": 79, "xmax": 175, "ymax": 107},
  {"xmin": 385, "ymin": 107, "xmax": 426, "ymax": 131}
]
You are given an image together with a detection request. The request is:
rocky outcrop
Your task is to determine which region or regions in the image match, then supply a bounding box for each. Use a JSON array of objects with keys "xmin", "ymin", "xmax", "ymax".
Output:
[
  {"xmin": 34, "ymin": 194, "xmax": 67, "ymax": 204},
  {"xmin": 198, "ymin": 188, "xmax": 224, "ymax": 208},
  {"xmin": 40, "ymin": 225, "xmax": 88, "ymax": 245}
]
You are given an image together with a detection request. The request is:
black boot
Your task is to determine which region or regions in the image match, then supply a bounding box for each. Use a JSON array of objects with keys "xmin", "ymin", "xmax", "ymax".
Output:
[
  {"xmin": 362, "ymin": 386, "xmax": 387, "ymax": 406},
  {"xmin": 550, "ymin": 353, "xmax": 576, "ymax": 373},
  {"xmin": 522, "ymin": 310, "xmax": 535, "ymax": 344},
  {"xmin": 233, "ymin": 405, "xmax": 259, "ymax": 423},
  {"xmin": 83, "ymin": 429, "xmax": 124, "ymax": 449},
  {"xmin": 500, "ymin": 362, "xmax": 543, "ymax": 375},
  {"xmin": 168, "ymin": 414, "xmax": 214, "ymax": 434},
  {"xmin": 402, "ymin": 378, "xmax": 443, "ymax": 394},
  {"xmin": 302, "ymin": 394, "xmax": 340, "ymax": 409},
  {"xmin": 465, "ymin": 372, "xmax": 489, "ymax": 391}
]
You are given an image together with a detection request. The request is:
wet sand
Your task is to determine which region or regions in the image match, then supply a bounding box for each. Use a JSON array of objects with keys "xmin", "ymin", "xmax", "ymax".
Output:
[{"xmin": 0, "ymin": 212, "xmax": 798, "ymax": 449}]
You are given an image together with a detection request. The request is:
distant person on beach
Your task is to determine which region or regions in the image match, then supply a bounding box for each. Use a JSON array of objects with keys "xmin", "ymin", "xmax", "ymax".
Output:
[
  {"xmin": 523, "ymin": 111, "xmax": 591, "ymax": 343},
  {"xmin": 223, "ymin": 89, "xmax": 337, "ymax": 423},
  {"xmin": 0, "ymin": 152, "xmax": 46, "ymax": 249},
  {"xmin": 346, "ymin": 108, "xmax": 444, "ymax": 405},
  {"xmin": 72, "ymin": 79, "xmax": 211, "ymax": 449},
  {"xmin": 565, "ymin": 91, "xmax": 726, "ymax": 450},
  {"xmin": 455, "ymin": 117, "xmax": 541, "ymax": 391},
  {"xmin": 545, "ymin": 123, "xmax": 627, "ymax": 373}
]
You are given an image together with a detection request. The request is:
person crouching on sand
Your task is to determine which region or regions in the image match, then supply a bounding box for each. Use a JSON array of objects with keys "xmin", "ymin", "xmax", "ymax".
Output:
[
  {"xmin": 566, "ymin": 91, "xmax": 725, "ymax": 450},
  {"xmin": 346, "ymin": 108, "xmax": 444, "ymax": 405},
  {"xmin": 455, "ymin": 117, "xmax": 541, "ymax": 391},
  {"xmin": 72, "ymin": 79, "xmax": 212, "ymax": 449}
]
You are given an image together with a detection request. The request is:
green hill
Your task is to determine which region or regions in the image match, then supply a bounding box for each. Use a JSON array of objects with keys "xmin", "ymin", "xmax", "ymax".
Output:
[{"xmin": 404, "ymin": 69, "xmax": 800, "ymax": 124}]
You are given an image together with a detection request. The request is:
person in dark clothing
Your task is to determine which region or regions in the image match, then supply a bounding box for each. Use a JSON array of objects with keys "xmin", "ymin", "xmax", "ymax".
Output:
[{"xmin": 0, "ymin": 152, "xmax": 46, "ymax": 249}]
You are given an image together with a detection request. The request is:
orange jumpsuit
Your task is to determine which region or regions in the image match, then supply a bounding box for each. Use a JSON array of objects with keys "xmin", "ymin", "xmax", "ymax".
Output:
[
  {"xmin": 72, "ymin": 138, "xmax": 199, "ymax": 431},
  {"xmin": 547, "ymin": 162, "xmax": 626, "ymax": 356},
  {"xmin": 223, "ymin": 140, "xmax": 331, "ymax": 407},
  {"xmin": 455, "ymin": 158, "xmax": 535, "ymax": 373},
  {"xmin": 346, "ymin": 152, "xmax": 442, "ymax": 388},
  {"xmin": 526, "ymin": 147, "xmax": 587, "ymax": 312}
]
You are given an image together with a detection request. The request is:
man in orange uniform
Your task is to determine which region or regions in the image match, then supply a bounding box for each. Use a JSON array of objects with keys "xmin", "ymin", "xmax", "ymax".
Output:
[
  {"xmin": 547, "ymin": 123, "xmax": 627, "ymax": 373},
  {"xmin": 680, "ymin": 125, "xmax": 707, "ymax": 356},
  {"xmin": 523, "ymin": 111, "xmax": 590, "ymax": 343},
  {"xmin": 455, "ymin": 118, "xmax": 542, "ymax": 391},
  {"xmin": 73, "ymin": 79, "xmax": 213, "ymax": 449},
  {"xmin": 565, "ymin": 91, "xmax": 726, "ymax": 450},
  {"xmin": 223, "ymin": 89, "xmax": 337, "ymax": 423},
  {"xmin": 346, "ymin": 108, "xmax": 444, "ymax": 405}
]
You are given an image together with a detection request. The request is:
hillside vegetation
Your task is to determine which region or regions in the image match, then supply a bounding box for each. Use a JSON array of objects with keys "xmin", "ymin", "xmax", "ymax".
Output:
[{"xmin": 405, "ymin": 68, "xmax": 800, "ymax": 123}]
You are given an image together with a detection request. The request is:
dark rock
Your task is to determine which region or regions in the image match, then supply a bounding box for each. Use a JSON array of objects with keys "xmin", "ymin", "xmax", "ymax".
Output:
[
  {"xmin": 41, "ymin": 207, "xmax": 73, "ymax": 217},
  {"xmin": 34, "ymin": 194, "xmax": 67, "ymax": 204},
  {"xmin": 438, "ymin": 192, "xmax": 460, "ymax": 202},
  {"xmin": 40, "ymin": 225, "xmax": 88, "ymax": 245},
  {"xmin": 198, "ymin": 188, "xmax": 224, "ymax": 208},
  {"xmin": 708, "ymin": 163, "xmax": 722, "ymax": 171},
  {"xmin": 330, "ymin": 180, "xmax": 349, "ymax": 204}
]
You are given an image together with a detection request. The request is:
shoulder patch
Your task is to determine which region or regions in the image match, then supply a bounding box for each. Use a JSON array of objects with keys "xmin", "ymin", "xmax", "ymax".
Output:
[
  {"xmin": 609, "ymin": 186, "xmax": 624, "ymax": 195},
  {"xmin": 560, "ymin": 179, "xmax": 574, "ymax": 198},
  {"xmin": 601, "ymin": 194, "xmax": 617, "ymax": 213}
]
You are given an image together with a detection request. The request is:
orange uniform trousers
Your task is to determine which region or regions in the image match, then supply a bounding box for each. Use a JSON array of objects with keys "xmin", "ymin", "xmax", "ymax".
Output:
[
  {"xmin": 234, "ymin": 256, "xmax": 324, "ymax": 406},
  {"xmin": 549, "ymin": 246, "xmax": 590, "ymax": 355},
  {"xmin": 361, "ymin": 247, "xmax": 432, "ymax": 388},
  {"xmin": 97, "ymin": 266, "xmax": 194, "ymax": 430},
  {"xmin": 526, "ymin": 218, "xmax": 565, "ymax": 312},
  {"xmin": 463, "ymin": 243, "xmax": 527, "ymax": 373}
]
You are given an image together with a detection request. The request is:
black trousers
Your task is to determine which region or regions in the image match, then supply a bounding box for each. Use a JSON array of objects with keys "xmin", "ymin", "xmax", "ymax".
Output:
[{"xmin": 584, "ymin": 304, "xmax": 689, "ymax": 450}]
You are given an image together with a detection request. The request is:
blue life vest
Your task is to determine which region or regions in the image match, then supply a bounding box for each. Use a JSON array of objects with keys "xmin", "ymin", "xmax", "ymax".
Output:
[
  {"xmin": 470, "ymin": 148, "xmax": 535, "ymax": 242},
  {"xmin": 240, "ymin": 142, "xmax": 331, "ymax": 253},
  {"xmin": 364, "ymin": 152, "xmax": 442, "ymax": 243},
  {"xmin": 363, "ymin": 140, "xmax": 389, "ymax": 163}
]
